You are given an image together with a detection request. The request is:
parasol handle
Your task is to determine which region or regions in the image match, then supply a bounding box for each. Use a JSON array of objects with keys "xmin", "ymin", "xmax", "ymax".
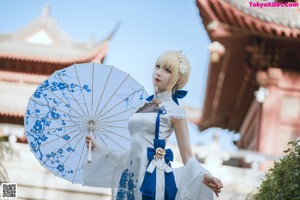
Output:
[
  {"xmin": 88, "ymin": 135, "xmax": 92, "ymax": 163},
  {"xmin": 88, "ymin": 130, "xmax": 93, "ymax": 163},
  {"xmin": 88, "ymin": 120, "xmax": 95, "ymax": 163}
]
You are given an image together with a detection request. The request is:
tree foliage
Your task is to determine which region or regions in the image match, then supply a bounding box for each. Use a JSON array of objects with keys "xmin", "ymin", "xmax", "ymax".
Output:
[{"xmin": 254, "ymin": 140, "xmax": 300, "ymax": 200}]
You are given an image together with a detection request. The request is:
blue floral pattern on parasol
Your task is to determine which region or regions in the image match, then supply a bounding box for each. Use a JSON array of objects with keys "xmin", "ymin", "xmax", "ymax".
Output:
[{"xmin": 24, "ymin": 63, "xmax": 147, "ymax": 184}]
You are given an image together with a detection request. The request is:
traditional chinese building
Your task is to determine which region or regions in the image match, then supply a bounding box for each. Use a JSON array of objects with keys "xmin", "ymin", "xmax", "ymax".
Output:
[
  {"xmin": 196, "ymin": 0, "xmax": 300, "ymax": 156},
  {"xmin": 0, "ymin": 5, "xmax": 114, "ymax": 133},
  {"xmin": 0, "ymin": 4, "xmax": 118, "ymax": 200}
]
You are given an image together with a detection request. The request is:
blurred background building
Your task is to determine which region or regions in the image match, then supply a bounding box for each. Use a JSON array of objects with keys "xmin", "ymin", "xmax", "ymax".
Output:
[
  {"xmin": 0, "ymin": 4, "xmax": 114, "ymax": 200},
  {"xmin": 0, "ymin": 4, "xmax": 113, "ymax": 127},
  {"xmin": 196, "ymin": 0, "xmax": 300, "ymax": 167},
  {"xmin": 0, "ymin": 1, "xmax": 300, "ymax": 200}
]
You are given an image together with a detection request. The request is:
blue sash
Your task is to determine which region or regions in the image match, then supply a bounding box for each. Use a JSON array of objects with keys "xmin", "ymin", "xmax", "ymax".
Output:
[{"xmin": 140, "ymin": 106, "xmax": 177, "ymax": 200}]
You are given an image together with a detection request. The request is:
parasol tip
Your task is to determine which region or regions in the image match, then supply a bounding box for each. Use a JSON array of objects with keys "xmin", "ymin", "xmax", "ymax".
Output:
[{"xmin": 88, "ymin": 120, "xmax": 95, "ymax": 131}]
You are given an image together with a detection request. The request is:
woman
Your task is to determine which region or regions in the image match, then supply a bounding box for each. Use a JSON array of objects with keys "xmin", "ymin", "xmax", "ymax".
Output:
[{"xmin": 84, "ymin": 50, "xmax": 223, "ymax": 200}]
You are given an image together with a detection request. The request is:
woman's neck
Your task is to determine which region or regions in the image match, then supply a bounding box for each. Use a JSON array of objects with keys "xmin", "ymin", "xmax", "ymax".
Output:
[{"xmin": 155, "ymin": 88, "xmax": 171, "ymax": 93}]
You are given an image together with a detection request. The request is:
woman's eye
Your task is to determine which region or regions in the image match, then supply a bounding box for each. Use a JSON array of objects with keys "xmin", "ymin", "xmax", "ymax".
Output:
[
  {"xmin": 156, "ymin": 65, "xmax": 160, "ymax": 68},
  {"xmin": 165, "ymin": 68, "xmax": 171, "ymax": 73}
]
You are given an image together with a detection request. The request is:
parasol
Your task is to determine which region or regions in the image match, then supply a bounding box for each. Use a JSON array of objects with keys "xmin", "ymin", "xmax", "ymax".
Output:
[{"xmin": 24, "ymin": 63, "xmax": 147, "ymax": 184}]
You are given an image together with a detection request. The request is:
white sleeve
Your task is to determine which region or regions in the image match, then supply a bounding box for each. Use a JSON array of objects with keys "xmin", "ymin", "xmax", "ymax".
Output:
[
  {"xmin": 81, "ymin": 140, "xmax": 129, "ymax": 187},
  {"xmin": 169, "ymin": 106, "xmax": 187, "ymax": 119},
  {"xmin": 93, "ymin": 139, "xmax": 129, "ymax": 167},
  {"xmin": 175, "ymin": 157, "xmax": 213, "ymax": 200}
]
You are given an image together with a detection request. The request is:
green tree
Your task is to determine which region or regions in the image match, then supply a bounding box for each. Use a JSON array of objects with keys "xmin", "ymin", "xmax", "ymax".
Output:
[{"xmin": 254, "ymin": 140, "xmax": 300, "ymax": 200}]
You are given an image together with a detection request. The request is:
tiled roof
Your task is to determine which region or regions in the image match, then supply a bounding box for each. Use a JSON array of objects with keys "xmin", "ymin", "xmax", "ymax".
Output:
[
  {"xmin": 197, "ymin": 0, "xmax": 300, "ymax": 39},
  {"xmin": 227, "ymin": 0, "xmax": 300, "ymax": 29},
  {"xmin": 0, "ymin": 71, "xmax": 47, "ymax": 84},
  {"xmin": 0, "ymin": 5, "xmax": 111, "ymax": 64},
  {"xmin": 0, "ymin": 37, "xmax": 109, "ymax": 64},
  {"xmin": 0, "ymin": 5, "xmax": 115, "ymax": 119}
]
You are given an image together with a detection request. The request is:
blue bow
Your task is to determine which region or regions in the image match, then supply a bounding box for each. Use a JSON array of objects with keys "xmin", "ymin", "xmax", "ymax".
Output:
[
  {"xmin": 172, "ymin": 90, "xmax": 188, "ymax": 105},
  {"xmin": 146, "ymin": 90, "xmax": 188, "ymax": 105},
  {"xmin": 145, "ymin": 95, "xmax": 154, "ymax": 102},
  {"xmin": 140, "ymin": 139, "xmax": 177, "ymax": 200}
]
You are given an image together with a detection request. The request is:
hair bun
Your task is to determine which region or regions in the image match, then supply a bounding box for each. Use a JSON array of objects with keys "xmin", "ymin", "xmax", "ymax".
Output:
[{"xmin": 177, "ymin": 52, "xmax": 189, "ymax": 76}]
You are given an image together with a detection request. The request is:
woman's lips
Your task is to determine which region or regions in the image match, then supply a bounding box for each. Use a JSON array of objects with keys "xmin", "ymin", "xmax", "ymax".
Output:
[{"xmin": 154, "ymin": 78, "xmax": 161, "ymax": 83}]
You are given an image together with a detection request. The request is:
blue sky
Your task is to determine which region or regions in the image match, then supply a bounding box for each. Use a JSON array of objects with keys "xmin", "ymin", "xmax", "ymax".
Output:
[
  {"xmin": 0, "ymin": 0, "xmax": 211, "ymax": 109},
  {"xmin": 0, "ymin": 1, "xmax": 240, "ymax": 150}
]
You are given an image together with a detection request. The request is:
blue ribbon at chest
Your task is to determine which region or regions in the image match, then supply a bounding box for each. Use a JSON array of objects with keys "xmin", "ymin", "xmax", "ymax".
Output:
[{"xmin": 140, "ymin": 106, "xmax": 177, "ymax": 200}]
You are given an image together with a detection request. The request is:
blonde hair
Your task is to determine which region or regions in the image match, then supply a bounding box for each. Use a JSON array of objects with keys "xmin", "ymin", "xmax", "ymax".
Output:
[{"xmin": 155, "ymin": 50, "xmax": 191, "ymax": 91}]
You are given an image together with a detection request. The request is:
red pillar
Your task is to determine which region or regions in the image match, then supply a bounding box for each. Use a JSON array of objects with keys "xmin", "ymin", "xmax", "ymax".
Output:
[
  {"xmin": 257, "ymin": 68, "xmax": 300, "ymax": 156},
  {"xmin": 258, "ymin": 68, "xmax": 282, "ymax": 155}
]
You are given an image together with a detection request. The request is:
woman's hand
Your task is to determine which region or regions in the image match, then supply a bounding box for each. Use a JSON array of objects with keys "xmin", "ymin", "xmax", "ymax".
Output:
[
  {"xmin": 203, "ymin": 174, "xmax": 223, "ymax": 197},
  {"xmin": 85, "ymin": 135, "xmax": 95, "ymax": 149}
]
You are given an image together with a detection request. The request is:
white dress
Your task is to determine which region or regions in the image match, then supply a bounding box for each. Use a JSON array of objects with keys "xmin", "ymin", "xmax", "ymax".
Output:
[{"xmin": 82, "ymin": 91, "xmax": 213, "ymax": 200}]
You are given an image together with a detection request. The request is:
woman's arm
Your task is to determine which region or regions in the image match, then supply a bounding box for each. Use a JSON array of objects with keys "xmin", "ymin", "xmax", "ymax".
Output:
[
  {"xmin": 171, "ymin": 117, "xmax": 223, "ymax": 197},
  {"xmin": 171, "ymin": 117, "xmax": 193, "ymax": 165}
]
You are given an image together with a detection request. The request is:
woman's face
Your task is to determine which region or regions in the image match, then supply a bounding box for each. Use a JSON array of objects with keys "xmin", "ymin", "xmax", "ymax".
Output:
[{"xmin": 152, "ymin": 64, "xmax": 172, "ymax": 92}]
